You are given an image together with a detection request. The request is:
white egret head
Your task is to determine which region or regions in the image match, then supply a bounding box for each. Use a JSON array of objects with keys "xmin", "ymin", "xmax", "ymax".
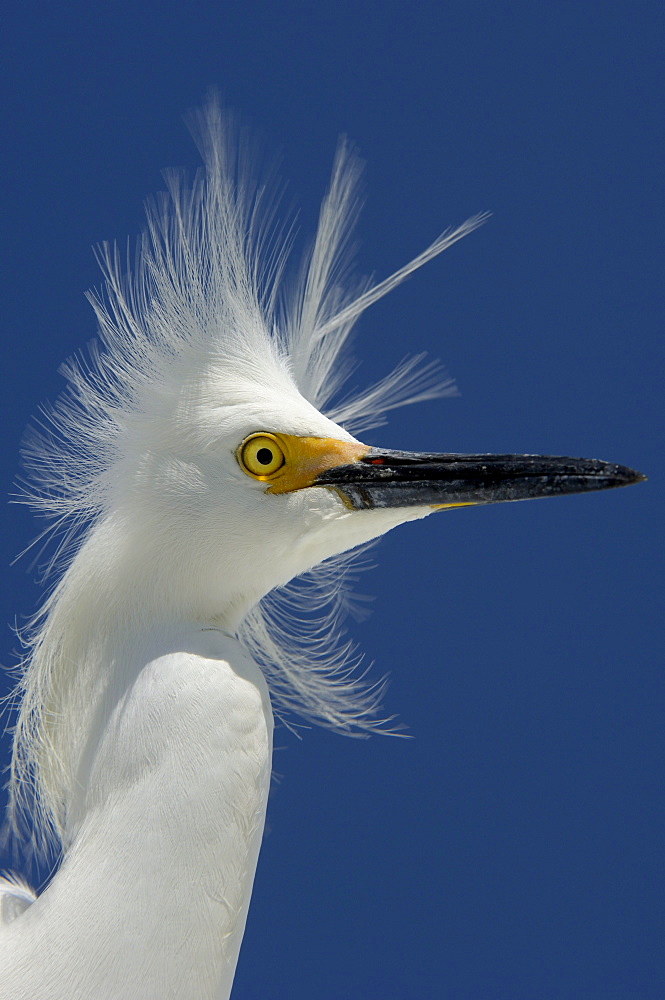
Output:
[{"xmin": 104, "ymin": 337, "xmax": 436, "ymax": 633}]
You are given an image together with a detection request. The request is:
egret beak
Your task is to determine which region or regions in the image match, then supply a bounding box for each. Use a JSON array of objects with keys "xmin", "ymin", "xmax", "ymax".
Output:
[{"xmin": 311, "ymin": 448, "xmax": 646, "ymax": 511}]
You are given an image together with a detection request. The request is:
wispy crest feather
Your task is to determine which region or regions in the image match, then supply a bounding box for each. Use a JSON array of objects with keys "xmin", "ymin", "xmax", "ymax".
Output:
[{"xmin": 8, "ymin": 100, "xmax": 486, "ymax": 854}]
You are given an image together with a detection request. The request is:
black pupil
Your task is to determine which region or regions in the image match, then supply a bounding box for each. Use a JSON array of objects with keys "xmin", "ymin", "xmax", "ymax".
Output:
[{"xmin": 257, "ymin": 447, "xmax": 274, "ymax": 466}]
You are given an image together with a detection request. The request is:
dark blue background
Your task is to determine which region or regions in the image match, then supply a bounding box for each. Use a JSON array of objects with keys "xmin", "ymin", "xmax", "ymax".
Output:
[{"xmin": 1, "ymin": 4, "xmax": 662, "ymax": 998}]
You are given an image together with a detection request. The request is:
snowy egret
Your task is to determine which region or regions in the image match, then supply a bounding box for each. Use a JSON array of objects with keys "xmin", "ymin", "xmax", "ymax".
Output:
[{"xmin": 0, "ymin": 103, "xmax": 644, "ymax": 999}]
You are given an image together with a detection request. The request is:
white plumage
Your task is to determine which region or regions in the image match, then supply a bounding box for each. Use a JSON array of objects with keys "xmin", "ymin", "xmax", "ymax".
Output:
[
  {"xmin": 0, "ymin": 103, "xmax": 481, "ymax": 998},
  {"xmin": 0, "ymin": 102, "xmax": 640, "ymax": 999}
]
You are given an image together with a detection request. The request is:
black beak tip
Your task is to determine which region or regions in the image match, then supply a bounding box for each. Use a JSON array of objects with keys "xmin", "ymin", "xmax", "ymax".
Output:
[{"xmin": 615, "ymin": 464, "xmax": 647, "ymax": 486}]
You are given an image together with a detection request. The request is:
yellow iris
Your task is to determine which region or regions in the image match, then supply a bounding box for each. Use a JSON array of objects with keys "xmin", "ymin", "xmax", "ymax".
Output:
[{"xmin": 238, "ymin": 434, "xmax": 286, "ymax": 479}]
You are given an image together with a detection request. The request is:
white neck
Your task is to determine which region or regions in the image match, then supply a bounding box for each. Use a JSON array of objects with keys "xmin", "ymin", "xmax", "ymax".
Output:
[{"xmin": 1, "ymin": 625, "xmax": 273, "ymax": 1000}]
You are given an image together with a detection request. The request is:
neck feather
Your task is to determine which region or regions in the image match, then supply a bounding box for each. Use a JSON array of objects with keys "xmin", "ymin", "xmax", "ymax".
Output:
[{"xmin": 4, "ymin": 625, "xmax": 273, "ymax": 1000}]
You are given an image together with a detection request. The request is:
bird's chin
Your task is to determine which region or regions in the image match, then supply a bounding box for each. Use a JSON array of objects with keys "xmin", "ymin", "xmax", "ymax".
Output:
[{"xmin": 290, "ymin": 494, "xmax": 433, "ymax": 571}]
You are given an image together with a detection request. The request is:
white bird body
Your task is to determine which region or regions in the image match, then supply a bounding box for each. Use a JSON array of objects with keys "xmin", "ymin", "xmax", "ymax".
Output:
[
  {"xmin": 0, "ymin": 102, "xmax": 641, "ymax": 998},
  {"xmin": 0, "ymin": 382, "xmax": 425, "ymax": 997},
  {"xmin": 0, "ymin": 318, "xmax": 432, "ymax": 997},
  {"xmin": 1, "ymin": 627, "xmax": 272, "ymax": 1000}
]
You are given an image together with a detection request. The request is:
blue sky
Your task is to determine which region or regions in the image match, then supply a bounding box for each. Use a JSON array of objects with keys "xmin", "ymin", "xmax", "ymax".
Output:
[{"xmin": 1, "ymin": 3, "xmax": 662, "ymax": 998}]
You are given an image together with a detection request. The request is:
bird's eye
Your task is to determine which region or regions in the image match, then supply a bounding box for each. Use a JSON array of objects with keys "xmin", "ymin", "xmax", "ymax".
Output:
[{"xmin": 238, "ymin": 433, "xmax": 286, "ymax": 479}]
